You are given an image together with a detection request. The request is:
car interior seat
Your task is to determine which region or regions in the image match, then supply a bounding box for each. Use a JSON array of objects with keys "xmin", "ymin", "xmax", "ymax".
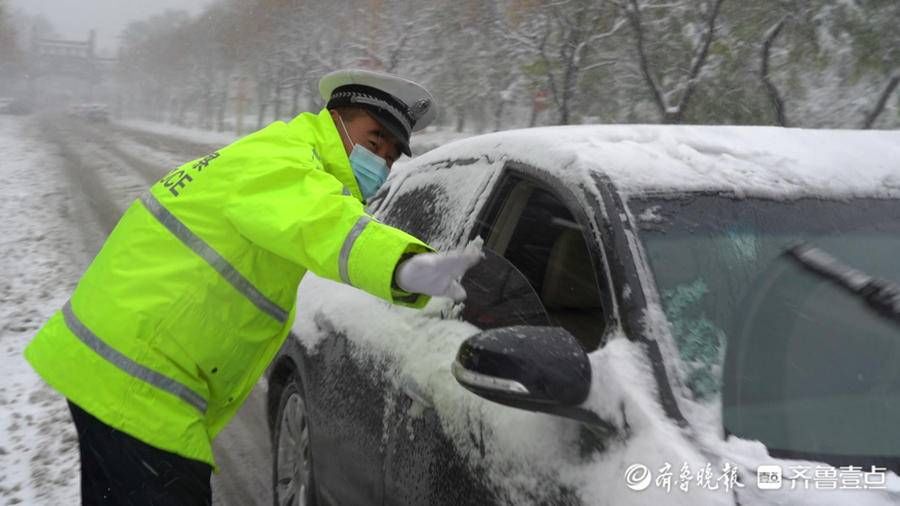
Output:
[{"xmin": 541, "ymin": 228, "xmax": 604, "ymax": 351}]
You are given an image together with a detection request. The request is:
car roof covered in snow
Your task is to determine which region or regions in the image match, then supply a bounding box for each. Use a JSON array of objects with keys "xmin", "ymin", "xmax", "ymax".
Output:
[{"xmin": 409, "ymin": 125, "xmax": 900, "ymax": 199}]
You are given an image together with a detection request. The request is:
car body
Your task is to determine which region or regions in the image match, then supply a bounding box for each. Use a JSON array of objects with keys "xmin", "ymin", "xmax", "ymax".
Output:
[{"xmin": 267, "ymin": 125, "xmax": 900, "ymax": 505}]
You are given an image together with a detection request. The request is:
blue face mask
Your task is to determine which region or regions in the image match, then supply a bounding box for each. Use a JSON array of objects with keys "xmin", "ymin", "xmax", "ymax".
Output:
[
  {"xmin": 348, "ymin": 144, "xmax": 388, "ymax": 201},
  {"xmin": 338, "ymin": 115, "xmax": 389, "ymax": 201}
]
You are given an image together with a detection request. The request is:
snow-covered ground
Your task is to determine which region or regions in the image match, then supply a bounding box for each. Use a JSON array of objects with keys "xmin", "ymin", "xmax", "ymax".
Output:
[
  {"xmin": 0, "ymin": 116, "xmax": 88, "ymax": 504},
  {"xmin": 118, "ymin": 119, "xmax": 239, "ymax": 147},
  {"xmin": 117, "ymin": 117, "xmax": 473, "ymax": 157},
  {"xmin": 0, "ymin": 113, "xmax": 278, "ymax": 505}
]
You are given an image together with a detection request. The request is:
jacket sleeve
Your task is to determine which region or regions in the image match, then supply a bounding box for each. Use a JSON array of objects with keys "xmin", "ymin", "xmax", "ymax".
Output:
[{"xmin": 223, "ymin": 152, "xmax": 433, "ymax": 308}]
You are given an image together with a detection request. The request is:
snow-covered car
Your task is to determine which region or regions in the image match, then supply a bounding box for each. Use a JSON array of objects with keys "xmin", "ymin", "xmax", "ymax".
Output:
[{"xmin": 267, "ymin": 125, "xmax": 900, "ymax": 505}]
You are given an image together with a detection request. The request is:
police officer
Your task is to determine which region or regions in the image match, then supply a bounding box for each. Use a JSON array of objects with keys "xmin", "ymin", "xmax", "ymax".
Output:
[{"xmin": 25, "ymin": 69, "xmax": 481, "ymax": 505}]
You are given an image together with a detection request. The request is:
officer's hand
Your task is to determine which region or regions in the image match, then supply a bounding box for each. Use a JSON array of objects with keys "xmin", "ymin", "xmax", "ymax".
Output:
[{"xmin": 394, "ymin": 246, "xmax": 484, "ymax": 302}]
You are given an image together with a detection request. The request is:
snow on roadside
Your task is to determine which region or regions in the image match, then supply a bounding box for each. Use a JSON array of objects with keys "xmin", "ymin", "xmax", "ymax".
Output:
[
  {"xmin": 0, "ymin": 116, "xmax": 87, "ymax": 504},
  {"xmin": 118, "ymin": 119, "xmax": 239, "ymax": 147},
  {"xmin": 117, "ymin": 117, "xmax": 473, "ymax": 159},
  {"xmin": 408, "ymin": 126, "xmax": 473, "ymax": 156}
]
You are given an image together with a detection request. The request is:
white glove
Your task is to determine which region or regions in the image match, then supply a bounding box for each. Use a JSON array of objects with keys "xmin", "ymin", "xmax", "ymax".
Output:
[{"xmin": 394, "ymin": 245, "xmax": 484, "ymax": 302}]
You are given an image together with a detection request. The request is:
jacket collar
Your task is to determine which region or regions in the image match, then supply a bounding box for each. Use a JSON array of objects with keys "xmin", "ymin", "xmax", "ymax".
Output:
[{"xmin": 288, "ymin": 108, "xmax": 363, "ymax": 202}]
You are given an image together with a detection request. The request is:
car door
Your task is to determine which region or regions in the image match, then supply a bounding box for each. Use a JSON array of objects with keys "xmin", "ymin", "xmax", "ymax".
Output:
[
  {"xmin": 299, "ymin": 307, "xmax": 393, "ymax": 505},
  {"xmin": 381, "ymin": 164, "xmax": 616, "ymax": 505},
  {"xmin": 300, "ymin": 156, "xmax": 502, "ymax": 504}
]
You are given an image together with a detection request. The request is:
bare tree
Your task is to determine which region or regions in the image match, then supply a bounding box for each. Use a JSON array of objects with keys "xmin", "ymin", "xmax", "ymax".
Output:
[
  {"xmin": 500, "ymin": 0, "xmax": 625, "ymax": 125},
  {"xmin": 112, "ymin": 0, "xmax": 900, "ymax": 132},
  {"xmin": 623, "ymin": 0, "xmax": 726, "ymax": 124},
  {"xmin": 347, "ymin": 2, "xmax": 438, "ymax": 75},
  {"xmin": 0, "ymin": 0, "xmax": 21, "ymax": 84}
]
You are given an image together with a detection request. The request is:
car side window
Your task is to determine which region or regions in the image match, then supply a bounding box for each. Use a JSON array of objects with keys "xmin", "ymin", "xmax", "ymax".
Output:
[
  {"xmin": 479, "ymin": 182, "xmax": 605, "ymax": 352},
  {"xmin": 378, "ymin": 183, "xmax": 447, "ymax": 245},
  {"xmin": 375, "ymin": 159, "xmax": 501, "ymax": 250}
]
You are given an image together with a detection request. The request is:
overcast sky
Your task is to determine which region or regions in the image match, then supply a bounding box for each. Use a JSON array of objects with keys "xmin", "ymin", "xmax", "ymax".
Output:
[{"xmin": 10, "ymin": 0, "xmax": 210, "ymax": 56}]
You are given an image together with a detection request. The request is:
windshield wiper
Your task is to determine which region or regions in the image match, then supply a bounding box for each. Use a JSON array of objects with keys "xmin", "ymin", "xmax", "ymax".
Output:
[{"xmin": 786, "ymin": 243, "xmax": 900, "ymax": 325}]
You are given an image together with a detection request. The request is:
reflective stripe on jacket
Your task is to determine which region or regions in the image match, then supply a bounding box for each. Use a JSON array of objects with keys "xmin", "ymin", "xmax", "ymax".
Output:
[{"xmin": 24, "ymin": 109, "xmax": 432, "ymax": 467}]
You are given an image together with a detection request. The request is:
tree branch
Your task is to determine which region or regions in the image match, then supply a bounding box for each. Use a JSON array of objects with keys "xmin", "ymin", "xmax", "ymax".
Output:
[
  {"xmin": 861, "ymin": 74, "xmax": 899, "ymax": 129},
  {"xmin": 537, "ymin": 27, "xmax": 563, "ymax": 113},
  {"xmin": 385, "ymin": 24, "xmax": 411, "ymax": 73},
  {"xmin": 495, "ymin": 18, "xmax": 544, "ymax": 53},
  {"xmin": 582, "ymin": 59, "xmax": 619, "ymax": 72},
  {"xmin": 760, "ymin": 18, "xmax": 787, "ymax": 126},
  {"xmin": 626, "ymin": 0, "xmax": 668, "ymax": 118},
  {"xmin": 670, "ymin": 0, "xmax": 726, "ymax": 123}
]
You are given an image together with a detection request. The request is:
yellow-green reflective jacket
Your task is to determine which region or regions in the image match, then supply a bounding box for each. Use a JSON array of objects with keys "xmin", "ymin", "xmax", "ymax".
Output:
[{"xmin": 25, "ymin": 109, "xmax": 431, "ymax": 468}]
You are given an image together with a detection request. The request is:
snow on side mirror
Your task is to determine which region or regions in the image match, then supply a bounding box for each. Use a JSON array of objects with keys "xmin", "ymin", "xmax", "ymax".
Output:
[{"xmin": 452, "ymin": 325, "xmax": 590, "ymax": 411}]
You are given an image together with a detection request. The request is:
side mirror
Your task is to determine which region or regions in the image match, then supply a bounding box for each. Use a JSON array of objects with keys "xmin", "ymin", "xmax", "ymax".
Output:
[{"xmin": 453, "ymin": 325, "xmax": 612, "ymax": 430}]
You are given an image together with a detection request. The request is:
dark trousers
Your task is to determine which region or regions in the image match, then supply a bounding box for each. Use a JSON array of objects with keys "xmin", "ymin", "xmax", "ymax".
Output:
[{"xmin": 67, "ymin": 400, "xmax": 212, "ymax": 506}]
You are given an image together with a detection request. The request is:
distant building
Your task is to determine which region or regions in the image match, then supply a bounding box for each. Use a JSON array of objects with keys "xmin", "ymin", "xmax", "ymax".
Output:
[{"xmin": 29, "ymin": 29, "xmax": 117, "ymax": 104}]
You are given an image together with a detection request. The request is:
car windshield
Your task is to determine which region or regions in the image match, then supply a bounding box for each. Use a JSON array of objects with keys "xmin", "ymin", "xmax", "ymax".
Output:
[{"xmin": 630, "ymin": 194, "xmax": 900, "ymax": 462}]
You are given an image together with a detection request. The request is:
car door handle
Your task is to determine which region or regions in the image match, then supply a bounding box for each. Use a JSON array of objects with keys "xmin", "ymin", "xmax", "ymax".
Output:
[{"xmin": 400, "ymin": 378, "xmax": 433, "ymax": 409}]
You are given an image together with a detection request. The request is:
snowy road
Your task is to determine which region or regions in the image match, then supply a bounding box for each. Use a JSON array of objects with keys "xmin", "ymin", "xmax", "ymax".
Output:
[
  {"xmin": 0, "ymin": 114, "xmax": 87, "ymax": 505},
  {"xmin": 0, "ymin": 113, "xmax": 273, "ymax": 505}
]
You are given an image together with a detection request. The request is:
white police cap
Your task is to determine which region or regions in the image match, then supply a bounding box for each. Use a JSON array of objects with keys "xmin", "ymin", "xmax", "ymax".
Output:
[{"xmin": 320, "ymin": 69, "xmax": 436, "ymax": 156}]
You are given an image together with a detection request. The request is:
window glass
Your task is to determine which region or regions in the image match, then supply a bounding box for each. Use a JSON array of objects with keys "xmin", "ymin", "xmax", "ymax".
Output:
[
  {"xmin": 377, "ymin": 160, "xmax": 500, "ymax": 250},
  {"xmin": 378, "ymin": 183, "xmax": 447, "ymax": 245},
  {"xmin": 482, "ymin": 184, "xmax": 605, "ymax": 351},
  {"xmin": 631, "ymin": 195, "xmax": 900, "ymax": 461}
]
